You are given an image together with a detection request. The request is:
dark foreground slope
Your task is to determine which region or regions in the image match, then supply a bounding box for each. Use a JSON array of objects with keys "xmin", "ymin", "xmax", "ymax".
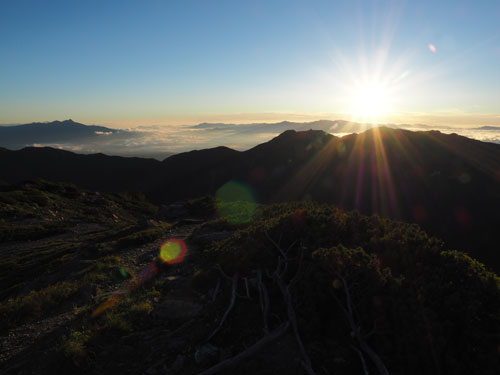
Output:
[
  {"xmin": 0, "ymin": 146, "xmax": 163, "ymax": 193},
  {"xmin": 1, "ymin": 128, "xmax": 499, "ymax": 270},
  {"xmin": 0, "ymin": 183, "xmax": 499, "ymax": 374}
]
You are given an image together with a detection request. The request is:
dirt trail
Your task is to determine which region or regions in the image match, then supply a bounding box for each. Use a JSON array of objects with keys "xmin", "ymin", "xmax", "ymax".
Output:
[
  {"xmin": 0, "ymin": 221, "xmax": 201, "ymax": 366},
  {"xmin": 120, "ymin": 222, "xmax": 199, "ymax": 272},
  {"xmin": 0, "ymin": 311, "xmax": 74, "ymax": 363}
]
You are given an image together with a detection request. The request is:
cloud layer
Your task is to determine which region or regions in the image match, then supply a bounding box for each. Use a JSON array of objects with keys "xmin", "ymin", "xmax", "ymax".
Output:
[{"xmin": 18, "ymin": 120, "xmax": 500, "ymax": 160}]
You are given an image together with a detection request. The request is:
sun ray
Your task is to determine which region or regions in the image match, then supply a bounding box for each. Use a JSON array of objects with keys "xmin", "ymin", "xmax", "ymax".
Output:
[{"xmin": 371, "ymin": 128, "xmax": 399, "ymax": 217}]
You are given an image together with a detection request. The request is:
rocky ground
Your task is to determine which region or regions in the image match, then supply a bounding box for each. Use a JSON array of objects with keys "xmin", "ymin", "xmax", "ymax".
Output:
[
  {"xmin": 2, "ymin": 181, "xmax": 499, "ymax": 375},
  {"xmin": 0, "ymin": 182, "xmax": 287, "ymax": 375}
]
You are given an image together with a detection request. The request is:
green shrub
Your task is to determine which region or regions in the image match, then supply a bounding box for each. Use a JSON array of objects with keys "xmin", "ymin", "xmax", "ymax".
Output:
[
  {"xmin": 0, "ymin": 281, "xmax": 79, "ymax": 327},
  {"xmin": 61, "ymin": 329, "xmax": 91, "ymax": 363}
]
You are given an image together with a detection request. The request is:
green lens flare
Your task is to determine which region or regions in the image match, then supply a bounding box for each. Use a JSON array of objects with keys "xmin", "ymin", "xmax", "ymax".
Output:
[
  {"xmin": 160, "ymin": 242, "xmax": 181, "ymax": 262},
  {"xmin": 119, "ymin": 268, "xmax": 128, "ymax": 278},
  {"xmin": 159, "ymin": 239, "xmax": 187, "ymax": 264},
  {"xmin": 216, "ymin": 181, "xmax": 256, "ymax": 224}
]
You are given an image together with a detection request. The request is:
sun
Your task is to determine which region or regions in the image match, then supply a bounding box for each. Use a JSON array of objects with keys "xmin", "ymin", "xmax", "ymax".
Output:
[{"xmin": 351, "ymin": 83, "xmax": 390, "ymax": 122}]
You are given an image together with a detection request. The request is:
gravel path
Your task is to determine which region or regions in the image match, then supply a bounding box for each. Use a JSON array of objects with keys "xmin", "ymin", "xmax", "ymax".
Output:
[{"xmin": 0, "ymin": 221, "xmax": 201, "ymax": 366}]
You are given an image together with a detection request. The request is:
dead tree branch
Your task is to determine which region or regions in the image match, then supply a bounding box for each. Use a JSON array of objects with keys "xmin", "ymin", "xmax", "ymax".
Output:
[
  {"xmin": 333, "ymin": 273, "xmax": 389, "ymax": 375},
  {"xmin": 212, "ymin": 277, "xmax": 221, "ymax": 302},
  {"xmin": 199, "ymin": 321, "xmax": 290, "ymax": 375},
  {"xmin": 257, "ymin": 269, "xmax": 270, "ymax": 333},
  {"xmin": 207, "ymin": 272, "xmax": 239, "ymax": 341},
  {"xmin": 289, "ymin": 245, "xmax": 305, "ymax": 288},
  {"xmin": 351, "ymin": 345, "xmax": 369, "ymax": 375},
  {"xmin": 265, "ymin": 230, "xmax": 287, "ymax": 259},
  {"xmin": 213, "ymin": 264, "xmax": 232, "ymax": 281},
  {"xmin": 276, "ymin": 271, "xmax": 316, "ymax": 375},
  {"xmin": 265, "ymin": 232, "xmax": 297, "ymax": 279},
  {"xmin": 243, "ymin": 277, "xmax": 251, "ymax": 299}
]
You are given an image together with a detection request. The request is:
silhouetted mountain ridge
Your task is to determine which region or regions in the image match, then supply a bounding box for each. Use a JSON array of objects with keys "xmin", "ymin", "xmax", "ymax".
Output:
[
  {"xmin": 475, "ymin": 125, "xmax": 500, "ymax": 130},
  {"xmin": 0, "ymin": 119, "xmax": 137, "ymax": 150},
  {"xmin": 1, "ymin": 127, "xmax": 499, "ymax": 270}
]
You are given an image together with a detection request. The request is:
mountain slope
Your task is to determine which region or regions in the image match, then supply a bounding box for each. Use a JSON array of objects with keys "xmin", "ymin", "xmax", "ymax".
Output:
[
  {"xmin": 0, "ymin": 120, "xmax": 131, "ymax": 149},
  {"xmin": 0, "ymin": 146, "xmax": 163, "ymax": 193},
  {"xmin": 0, "ymin": 127, "xmax": 499, "ymax": 271},
  {"xmin": 1, "ymin": 191, "xmax": 499, "ymax": 374}
]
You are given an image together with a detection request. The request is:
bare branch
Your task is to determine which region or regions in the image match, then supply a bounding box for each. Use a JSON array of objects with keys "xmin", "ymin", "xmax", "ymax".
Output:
[
  {"xmin": 333, "ymin": 272, "xmax": 390, "ymax": 375},
  {"xmin": 351, "ymin": 345, "xmax": 370, "ymax": 375},
  {"xmin": 265, "ymin": 269, "xmax": 273, "ymax": 279},
  {"xmin": 207, "ymin": 272, "xmax": 239, "ymax": 341},
  {"xmin": 339, "ymin": 275, "xmax": 353, "ymax": 318},
  {"xmin": 285, "ymin": 239, "xmax": 298, "ymax": 255},
  {"xmin": 265, "ymin": 231, "xmax": 298, "ymax": 279},
  {"xmin": 199, "ymin": 321, "xmax": 290, "ymax": 375},
  {"xmin": 261, "ymin": 279, "xmax": 270, "ymax": 333},
  {"xmin": 213, "ymin": 264, "xmax": 232, "ymax": 281},
  {"xmin": 275, "ymin": 256, "xmax": 283, "ymax": 278},
  {"xmin": 212, "ymin": 277, "xmax": 221, "ymax": 302},
  {"xmin": 257, "ymin": 270, "xmax": 264, "ymax": 311},
  {"xmin": 276, "ymin": 275, "xmax": 316, "ymax": 375},
  {"xmin": 257, "ymin": 269, "xmax": 269, "ymax": 333},
  {"xmin": 265, "ymin": 230, "xmax": 287, "ymax": 259},
  {"xmin": 289, "ymin": 244, "xmax": 305, "ymax": 288},
  {"xmin": 243, "ymin": 277, "xmax": 251, "ymax": 299}
]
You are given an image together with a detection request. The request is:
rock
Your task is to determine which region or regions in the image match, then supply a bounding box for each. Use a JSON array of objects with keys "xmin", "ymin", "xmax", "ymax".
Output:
[{"xmin": 153, "ymin": 300, "xmax": 202, "ymax": 320}]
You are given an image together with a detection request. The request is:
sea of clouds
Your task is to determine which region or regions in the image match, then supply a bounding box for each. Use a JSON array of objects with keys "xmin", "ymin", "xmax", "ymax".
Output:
[{"xmin": 25, "ymin": 121, "xmax": 500, "ymax": 160}]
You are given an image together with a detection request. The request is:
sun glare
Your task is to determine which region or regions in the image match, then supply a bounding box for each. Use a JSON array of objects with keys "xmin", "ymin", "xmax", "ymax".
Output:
[{"xmin": 351, "ymin": 84, "xmax": 390, "ymax": 122}]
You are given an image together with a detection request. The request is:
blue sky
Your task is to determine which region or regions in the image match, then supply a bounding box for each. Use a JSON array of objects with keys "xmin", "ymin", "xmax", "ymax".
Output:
[{"xmin": 1, "ymin": 0, "xmax": 500, "ymax": 127}]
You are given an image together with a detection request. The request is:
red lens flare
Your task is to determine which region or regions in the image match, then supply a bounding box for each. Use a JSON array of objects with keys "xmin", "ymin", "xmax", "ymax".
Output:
[{"xmin": 159, "ymin": 238, "xmax": 188, "ymax": 264}]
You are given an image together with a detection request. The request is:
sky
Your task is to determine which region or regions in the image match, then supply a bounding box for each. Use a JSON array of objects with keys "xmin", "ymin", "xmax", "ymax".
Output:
[{"xmin": 1, "ymin": 0, "xmax": 500, "ymax": 128}]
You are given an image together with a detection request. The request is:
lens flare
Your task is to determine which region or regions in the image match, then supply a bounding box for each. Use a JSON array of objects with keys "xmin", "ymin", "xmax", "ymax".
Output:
[
  {"xmin": 216, "ymin": 180, "xmax": 257, "ymax": 224},
  {"xmin": 119, "ymin": 268, "xmax": 128, "ymax": 278},
  {"xmin": 428, "ymin": 43, "xmax": 436, "ymax": 53},
  {"xmin": 160, "ymin": 239, "xmax": 187, "ymax": 264},
  {"xmin": 92, "ymin": 263, "xmax": 159, "ymax": 318},
  {"xmin": 91, "ymin": 295, "xmax": 121, "ymax": 318}
]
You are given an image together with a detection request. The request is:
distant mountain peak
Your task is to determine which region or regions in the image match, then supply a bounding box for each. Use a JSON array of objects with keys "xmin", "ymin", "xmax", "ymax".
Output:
[
  {"xmin": 0, "ymin": 119, "xmax": 125, "ymax": 150},
  {"xmin": 50, "ymin": 119, "xmax": 79, "ymax": 125}
]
